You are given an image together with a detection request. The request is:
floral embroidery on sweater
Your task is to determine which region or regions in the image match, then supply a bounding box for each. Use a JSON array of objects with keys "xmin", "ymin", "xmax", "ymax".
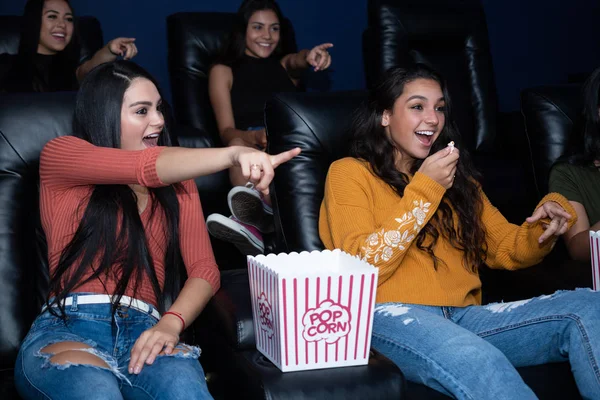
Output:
[{"xmin": 361, "ymin": 200, "xmax": 431, "ymax": 264}]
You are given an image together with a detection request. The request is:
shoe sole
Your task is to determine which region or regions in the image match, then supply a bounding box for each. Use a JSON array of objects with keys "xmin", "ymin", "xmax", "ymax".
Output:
[
  {"xmin": 207, "ymin": 216, "xmax": 264, "ymax": 256},
  {"xmin": 228, "ymin": 189, "xmax": 274, "ymax": 233}
]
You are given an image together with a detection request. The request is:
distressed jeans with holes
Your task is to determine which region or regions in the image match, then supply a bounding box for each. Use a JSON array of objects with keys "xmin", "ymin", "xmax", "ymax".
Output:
[
  {"xmin": 14, "ymin": 293, "xmax": 213, "ymax": 400},
  {"xmin": 371, "ymin": 288, "xmax": 600, "ymax": 400}
]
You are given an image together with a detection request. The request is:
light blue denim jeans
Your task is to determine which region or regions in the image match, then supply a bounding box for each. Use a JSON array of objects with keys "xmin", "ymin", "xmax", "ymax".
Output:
[
  {"xmin": 14, "ymin": 293, "xmax": 213, "ymax": 400},
  {"xmin": 372, "ymin": 288, "xmax": 600, "ymax": 399}
]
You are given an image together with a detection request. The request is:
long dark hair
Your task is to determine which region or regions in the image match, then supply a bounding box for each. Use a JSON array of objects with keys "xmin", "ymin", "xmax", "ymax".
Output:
[
  {"xmin": 562, "ymin": 66, "xmax": 600, "ymax": 166},
  {"xmin": 5, "ymin": 0, "xmax": 80, "ymax": 92},
  {"xmin": 47, "ymin": 61, "xmax": 186, "ymax": 318},
  {"xmin": 216, "ymin": 0, "xmax": 291, "ymax": 67},
  {"xmin": 351, "ymin": 64, "xmax": 487, "ymax": 271}
]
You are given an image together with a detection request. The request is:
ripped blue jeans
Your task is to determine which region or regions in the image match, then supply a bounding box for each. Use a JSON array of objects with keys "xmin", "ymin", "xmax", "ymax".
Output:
[
  {"xmin": 372, "ymin": 289, "xmax": 600, "ymax": 400},
  {"xmin": 14, "ymin": 294, "xmax": 213, "ymax": 400}
]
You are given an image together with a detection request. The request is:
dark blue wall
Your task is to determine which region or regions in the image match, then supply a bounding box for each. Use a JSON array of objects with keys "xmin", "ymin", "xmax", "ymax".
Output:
[{"xmin": 2, "ymin": 0, "xmax": 599, "ymax": 111}]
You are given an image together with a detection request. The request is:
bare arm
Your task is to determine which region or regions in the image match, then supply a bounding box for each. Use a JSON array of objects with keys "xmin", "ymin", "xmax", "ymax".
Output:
[
  {"xmin": 281, "ymin": 49, "xmax": 310, "ymax": 73},
  {"xmin": 563, "ymin": 201, "xmax": 599, "ymax": 261},
  {"xmin": 156, "ymin": 146, "xmax": 237, "ymax": 184}
]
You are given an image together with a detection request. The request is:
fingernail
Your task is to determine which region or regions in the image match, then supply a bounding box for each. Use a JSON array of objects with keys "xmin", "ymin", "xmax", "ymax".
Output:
[
  {"xmin": 134, "ymin": 366, "xmax": 140, "ymax": 374},
  {"xmin": 128, "ymin": 368, "xmax": 133, "ymax": 374}
]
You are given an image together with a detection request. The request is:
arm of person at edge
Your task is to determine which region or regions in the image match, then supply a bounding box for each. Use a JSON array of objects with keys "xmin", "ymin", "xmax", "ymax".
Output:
[
  {"xmin": 481, "ymin": 191, "xmax": 576, "ymax": 269},
  {"xmin": 208, "ymin": 64, "xmax": 267, "ymax": 150},
  {"xmin": 561, "ymin": 201, "xmax": 600, "ymax": 261},
  {"xmin": 76, "ymin": 37, "xmax": 138, "ymax": 82},
  {"xmin": 548, "ymin": 165, "xmax": 597, "ymax": 261}
]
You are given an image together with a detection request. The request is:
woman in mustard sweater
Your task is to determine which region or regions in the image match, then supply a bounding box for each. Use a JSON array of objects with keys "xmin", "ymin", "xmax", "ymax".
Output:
[{"xmin": 320, "ymin": 64, "xmax": 600, "ymax": 399}]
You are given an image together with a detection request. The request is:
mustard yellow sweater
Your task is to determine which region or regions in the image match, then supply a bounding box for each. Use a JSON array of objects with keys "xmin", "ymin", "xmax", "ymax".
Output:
[{"xmin": 319, "ymin": 158, "xmax": 576, "ymax": 306}]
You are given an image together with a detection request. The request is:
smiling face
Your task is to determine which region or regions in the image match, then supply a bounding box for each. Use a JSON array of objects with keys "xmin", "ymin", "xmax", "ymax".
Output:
[
  {"xmin": 244, "ymin": 9, "xmax": 280, "ymax": 58},
  {"xmin": 120, "ymin": 78, "xmax": 164, "ymax": 151},
  {"xmin": 37, "ymin": 0, "xmax": 74, "ymax": 55},
  {"xmin": 381, "ymin": 78, "xmax": 446, "ymax": 171}
]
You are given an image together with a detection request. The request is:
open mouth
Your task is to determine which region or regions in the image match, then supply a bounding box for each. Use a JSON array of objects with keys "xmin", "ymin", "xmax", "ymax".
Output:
[
  {"xmin": 51, "ymin": 32, "xmax": 66, "ymax": 41},
  {"xmin": 415, "ymin": 130, "xmax": 435, "ymax": 147},
  {"xmin": 142, "ymin": 133, "xmax": 160, "ymax": 148}
]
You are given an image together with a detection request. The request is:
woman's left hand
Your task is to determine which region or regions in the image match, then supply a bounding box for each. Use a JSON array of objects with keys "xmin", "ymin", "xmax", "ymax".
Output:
[
  {"xmin": 526, "ymin": 201, "xmax": 572, "ymax": 243},
  {"xmin": 107, "ymin": 37, "xmax": 138, "ymax": 60},
  {"xmin": 306, "ymin": 43, "xmax": 333, "ymax": 71},
  {"xmin": 128, "ymin": 319, "xmax": 180, "ymax": 374}
]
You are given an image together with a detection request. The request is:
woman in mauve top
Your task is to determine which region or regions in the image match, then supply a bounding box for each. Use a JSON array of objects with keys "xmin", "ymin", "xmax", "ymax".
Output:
[{"xmin": 14, "ymin": 60, "xmax": 299, "ymax": 400}]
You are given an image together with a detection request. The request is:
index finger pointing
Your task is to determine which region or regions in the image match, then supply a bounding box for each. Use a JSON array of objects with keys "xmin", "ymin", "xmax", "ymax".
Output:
[
  {"xmin": 270, "ymin": 147, "xmax": 301, "ymax": 168},
  {"xmin": 317, "ymin": 43, "xmax": 334, "ymax": 50}
]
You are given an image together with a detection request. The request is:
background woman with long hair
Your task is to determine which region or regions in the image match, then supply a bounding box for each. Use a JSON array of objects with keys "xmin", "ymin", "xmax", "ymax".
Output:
[
  {"xmin": 320, "ymin": 64, "xmax": 600, "ymax": 399},
  {"xmin": 549, "ymin": 66, "xmax": 600, "ymax": 261},
  {"xmin": 1, "ymin": 0, "xmax": 138, "ymax": 92},
  {"xmin": 206, "ymin": 0, "xmax": 332, "ymax": 256},
  {"xmin": 14, "ymin": 60, "xmax": 299, "ymax": 399}
]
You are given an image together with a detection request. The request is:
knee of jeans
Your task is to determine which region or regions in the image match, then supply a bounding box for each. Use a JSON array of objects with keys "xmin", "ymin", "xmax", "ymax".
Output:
[{"xmin": 456, "ymin": 343, "xmax": 512, "ymax": 373}]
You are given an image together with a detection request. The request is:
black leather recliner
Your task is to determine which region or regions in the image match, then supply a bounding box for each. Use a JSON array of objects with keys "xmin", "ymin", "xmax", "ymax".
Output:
[
  {"xmin": 362, "ymin": 0, "xmax": 536, "ymax": 224},
  {"xmin": 266, "ymin": 90, "xmax": 584, "ymax": 399},
  {"xmin": 0, "ymin": 92, "xmax": 77, "ymax": 399},
  {"xmin": 0, "ymin": 16, "xmax": 102, "ymax": 398},
  {"xmin": 521, "ymin": 84, "xmax": 582, "ymax": 198}
]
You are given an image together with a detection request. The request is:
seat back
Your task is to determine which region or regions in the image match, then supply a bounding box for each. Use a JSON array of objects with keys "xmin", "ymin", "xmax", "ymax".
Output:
[
  {"xmin": 521, "ymin": 84, "xmax": 582, "ymax": 197},
  {"xmin": 266, "ymin": 91, "xmax": 366, "ymax": 252},
  {"xmin": 0, "ymin": 92, "xmax": 76, "ymax": 371},
  {"xmin": 364, "ymin": 0, "xmax": 498, "ymax": 152}
]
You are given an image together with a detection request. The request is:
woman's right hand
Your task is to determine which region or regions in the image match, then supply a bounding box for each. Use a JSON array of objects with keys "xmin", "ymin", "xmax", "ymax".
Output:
[
  {"xmin": 230, "ymin": 146, "xmax": 301, "ymax": 191},
  {"xmin": 107, "ymin": 37, "xmax": 138, "ymax": 60},
  {"xmin": 417, "ymin": 146, "xmax": 460, "ymax": 189}
]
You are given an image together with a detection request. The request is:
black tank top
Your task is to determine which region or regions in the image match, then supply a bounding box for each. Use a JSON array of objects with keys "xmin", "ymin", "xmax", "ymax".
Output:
[{"xmin": 230, "ymin": 55, "xmax": 297, "ymax": 129}]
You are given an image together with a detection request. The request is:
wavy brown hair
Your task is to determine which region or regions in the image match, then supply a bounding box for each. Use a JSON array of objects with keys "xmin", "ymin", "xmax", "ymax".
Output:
[{"xmin": 350, "ymin": 64, "xmax": 487, "ymax": 271}]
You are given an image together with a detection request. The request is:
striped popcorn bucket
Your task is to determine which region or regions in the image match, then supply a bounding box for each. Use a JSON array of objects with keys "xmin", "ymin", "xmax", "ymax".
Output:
[
  {"xmin": 590, "ymin": 231, "xmax": 600, "ymax": 290},
  {"xmin": 247, "ymin": 249, "xmax": 379, "ymax": 372}
]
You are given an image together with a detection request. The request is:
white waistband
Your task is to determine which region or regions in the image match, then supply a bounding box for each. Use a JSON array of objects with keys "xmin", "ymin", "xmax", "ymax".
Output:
[{"xmin": 42, "ymin": 294, "xmax": 161, "ymax": 319}]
